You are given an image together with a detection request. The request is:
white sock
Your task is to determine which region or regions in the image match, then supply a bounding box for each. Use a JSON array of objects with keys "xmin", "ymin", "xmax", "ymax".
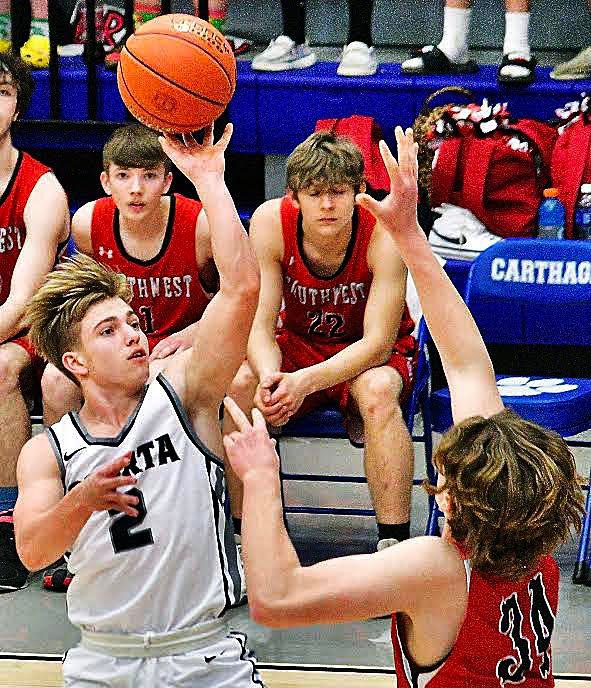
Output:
[
  {"xmin": 437, "ymin": 6, "xmax": 471, "ymax": 63},
  {"xmin": 503, "ymin": 11, "xmax": 530, "ymax": 59}
]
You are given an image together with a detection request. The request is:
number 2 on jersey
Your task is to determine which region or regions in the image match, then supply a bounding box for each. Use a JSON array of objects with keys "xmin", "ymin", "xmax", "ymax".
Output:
[
  {"xmin": 307, "ymin": 310, "xmax": 345, "ymax": 338},
  {"xmin": 108, "ymin": 487, "xmax": 154, "ymax": 553}
]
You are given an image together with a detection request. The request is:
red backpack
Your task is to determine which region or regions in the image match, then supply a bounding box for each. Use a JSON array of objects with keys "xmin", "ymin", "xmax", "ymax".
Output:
[
  {"xmin": 552, "ymin": 98, "xmax": 591, "ymax": 238},
  {"xmin": 315, "ymin": 115, "xmax": 389, "ymax": 194},
  {"xmin": 431, "ymin": 116, "xmax": 557, "ymax": 237}
]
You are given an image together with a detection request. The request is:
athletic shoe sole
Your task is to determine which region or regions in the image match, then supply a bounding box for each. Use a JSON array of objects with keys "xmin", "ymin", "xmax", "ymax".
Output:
[{"xmin": 251, "ymin": 54, "xmax": 317, "ymax": 71}]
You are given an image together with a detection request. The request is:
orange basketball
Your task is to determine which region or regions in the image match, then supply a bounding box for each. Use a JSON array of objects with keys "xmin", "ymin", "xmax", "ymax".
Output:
[{"xmin": 117, "ymin": 14, "xmax": 236, "ymax": 133}]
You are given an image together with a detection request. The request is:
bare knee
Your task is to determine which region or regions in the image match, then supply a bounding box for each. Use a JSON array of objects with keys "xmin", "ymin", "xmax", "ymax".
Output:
[
  {"xmin": 354, "ymin": 368, "xmax": 404, "ymax": 425},
  {"xmin": 0, "ymin": 347, "xmax": 29, "ymax": 396},
  {"xmin": 41, "ymin": 365, "xmax": 82, "ymax": 419},
  {"xmin": 227, "ymin": 361, "xmax": 258, "ymax": 408}
]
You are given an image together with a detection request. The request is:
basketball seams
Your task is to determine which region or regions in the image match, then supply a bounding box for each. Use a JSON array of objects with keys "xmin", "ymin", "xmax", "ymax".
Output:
[
  {"xmin": 118, "ymin": 67, "xmax": 212, "ymax": 133},
  {"xmin": 128, "ymin": 32, "xmax": 235, "ymax": 96},
  {"xmin": 123, "ymin": 45, "xmax": 228, "ymax": 108},
  {"xmin": 116, "ymin": 13, "xmax": 236, "ymax": 133}
]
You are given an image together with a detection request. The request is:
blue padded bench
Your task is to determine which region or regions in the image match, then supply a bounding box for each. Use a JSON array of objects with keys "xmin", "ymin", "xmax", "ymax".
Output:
[{"xmin": 14, "ymin": 58, "xmax": 591, "ymax": 155}]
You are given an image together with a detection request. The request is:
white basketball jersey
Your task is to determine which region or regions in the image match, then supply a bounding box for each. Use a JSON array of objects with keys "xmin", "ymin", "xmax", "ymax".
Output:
[{"xmin": 47, "ymin": 373, "xmax": 243, "ymax": 634}]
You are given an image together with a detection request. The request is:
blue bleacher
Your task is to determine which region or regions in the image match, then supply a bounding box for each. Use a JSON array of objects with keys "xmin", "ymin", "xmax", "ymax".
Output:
[{"xmin": 14, "ymin": 57, "xmax": 591, "ymax": 155}]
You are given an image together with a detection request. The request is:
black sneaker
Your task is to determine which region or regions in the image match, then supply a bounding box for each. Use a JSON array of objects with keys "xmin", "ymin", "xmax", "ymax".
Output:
[
  {"xmin": 43, "ymin": 565, "xmax": 74, "ymax": 592},
  {"xmin": 0, "ymin": 511, "xmax": 29, "ymax": 592}
]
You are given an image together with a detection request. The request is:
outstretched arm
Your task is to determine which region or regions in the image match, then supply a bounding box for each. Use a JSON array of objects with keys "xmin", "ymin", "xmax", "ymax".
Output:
[
  {"xmin": 158, "ymin": 124, "xmax": 260, "ymax": 413},
  {"xmin": 223, "ymin": 397, "xmax": 465, "ymax": 626},
  {"xmin": 356, "ymin": 127, "xmax": 502, "ymax": 424}
]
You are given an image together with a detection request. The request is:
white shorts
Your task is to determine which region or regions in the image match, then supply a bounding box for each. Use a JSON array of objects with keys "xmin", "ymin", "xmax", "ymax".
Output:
[{"xmin": 63, "ymin": 631, "xmax": 265, "ymax": 687}]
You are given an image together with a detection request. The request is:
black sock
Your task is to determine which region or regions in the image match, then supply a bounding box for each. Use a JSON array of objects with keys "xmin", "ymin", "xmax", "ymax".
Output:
[
  {"xmin": 348, "ymin": 0, "xmax": 374, "ymax": 46},
  {"xmin": 232, "ymin": 516, "xmax": 242, "ymax": 536},
  {"xmin": 281, "ymin": 0, "xmax": 306, "ymax": 44},
  {"xmin": 377, "ymin": 521, "xmax": 410, "ymax": 543}
]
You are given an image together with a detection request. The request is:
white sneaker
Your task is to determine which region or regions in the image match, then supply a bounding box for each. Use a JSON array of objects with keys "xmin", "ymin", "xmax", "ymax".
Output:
[
  {"xmin": 337, "ymin": 41, "xmax": 377, "ymax": 76},
  {"xmin": 251, "ymin": 35, "xmax": 317, "ymax": 71},
  {"xmin": 377, "ymin": 537, "xmax": 399, "ymax": 551},
  {"xmin": 428, "ymin": 203, "xmax": 502, "ymax": 261}
]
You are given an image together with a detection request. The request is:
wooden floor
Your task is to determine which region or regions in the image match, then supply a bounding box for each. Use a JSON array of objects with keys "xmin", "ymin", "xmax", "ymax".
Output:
[{"xmin": 1, "ymin": 660, "xmax": 589, "ymax": 688}]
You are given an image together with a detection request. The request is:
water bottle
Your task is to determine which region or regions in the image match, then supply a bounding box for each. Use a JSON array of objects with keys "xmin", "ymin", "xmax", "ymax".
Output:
[
  {"xmin": 538, "ymin": 188, "xmax": 565, "ymax": 239},
  {"xmin": 575, "ymin": 184, "xmax": 591, "ymax": 240}
]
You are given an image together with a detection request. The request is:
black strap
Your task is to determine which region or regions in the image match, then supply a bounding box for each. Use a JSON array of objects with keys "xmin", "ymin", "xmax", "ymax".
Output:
[{"xmin": 420, "ymin": 86, "xmax": 475, "ymax": 116}]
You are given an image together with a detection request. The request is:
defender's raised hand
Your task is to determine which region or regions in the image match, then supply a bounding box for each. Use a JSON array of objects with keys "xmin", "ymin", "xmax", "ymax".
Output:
[{"xmin": 356, "ymin": 126, "xmax": 420, "ymax": 235}]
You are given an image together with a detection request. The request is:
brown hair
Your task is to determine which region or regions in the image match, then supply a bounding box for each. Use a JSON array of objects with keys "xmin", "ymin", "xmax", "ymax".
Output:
[
  {"xmin": 26, "ymin": 254, "xmax": 132, "ymax": 383},
  {"xmin": 0, "ymin": 53, "xmax": 34, "ymax": 115},
  {"xmin": 425, "ymin": 409, "xmax": 584, "ymax": 580},
  {"xmin": 103, "ymin": 123, "xmax": 172, "ymax": 175},
  {"xmin": 286, "ymin": 131, "xmax": 364, "ymax": 195}
]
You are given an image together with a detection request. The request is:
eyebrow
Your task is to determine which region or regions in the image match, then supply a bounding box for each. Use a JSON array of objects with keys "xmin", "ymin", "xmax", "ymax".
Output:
[{"xmin": 92, "ymin": 310, "xmax": 136, "ymax": 332}]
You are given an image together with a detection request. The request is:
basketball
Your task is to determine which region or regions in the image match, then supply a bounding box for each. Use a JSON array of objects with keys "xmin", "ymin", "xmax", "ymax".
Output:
[{"xmin": 116, "ymin": 14, "xmax": 236, "ymax": 133}]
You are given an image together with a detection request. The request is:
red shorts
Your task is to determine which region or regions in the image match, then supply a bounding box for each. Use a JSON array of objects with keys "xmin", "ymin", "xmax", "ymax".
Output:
[
  {"xmin": 9, "ymin": 332, "xmax": 45, "ymax": 383},
  {"xmin": 276, "ymin": 329, "xmax": 417, "ymax": 418}
]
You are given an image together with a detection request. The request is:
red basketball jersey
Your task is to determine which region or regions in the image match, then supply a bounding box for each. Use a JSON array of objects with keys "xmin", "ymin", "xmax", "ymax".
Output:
[
  {"xmin": 90, "ymin": 193, "xmax": 211, "ymax": 349},
  {"xmin": 0, "ymin": 152, "xmax": 52, "ymax": 307},
  {"xmin": 392, "ymin": 554, "xmax": 559, "ymax": 688},
  {"xmin": 279, "ymin": 196, "xmax": 415, "ymax": 351}
]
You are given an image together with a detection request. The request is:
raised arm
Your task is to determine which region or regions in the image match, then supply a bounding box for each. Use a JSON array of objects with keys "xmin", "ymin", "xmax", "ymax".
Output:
[
  {"xmin": 356, "ymin": 128, "xmax": 503, "ymax": 424},
  {"xmin": 14, "ymin": 434, "xmax": 138, "ymax": 571},
  {"xmin": 222, "ymin": 397, "xmax": 466, "ymax": 627},
  {"xmin": 158, "ymin": 125, "xmax": 260, "ymax": 412},
  {"xmin": 0, "ymin": 173, "xmax": 69, "ymax": 343}
]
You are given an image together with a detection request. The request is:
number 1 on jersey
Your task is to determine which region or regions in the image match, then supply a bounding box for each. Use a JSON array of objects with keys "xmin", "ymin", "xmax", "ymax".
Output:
[{"xmin": 138, "ymin": 305, "xmax": 154, "ymax": 334}]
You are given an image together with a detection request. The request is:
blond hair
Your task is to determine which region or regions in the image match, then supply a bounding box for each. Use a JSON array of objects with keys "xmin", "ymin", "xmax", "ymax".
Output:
[
  {"xmin": 286, "ymin": 131, "xmax": 364, "ymax": 195},
  {"xmin": 27, "ymin": 254, "xmax": 132, "ymax": 383},
  {"xmin": 425, "ymin": 409, "xmax": 584, "ymax": 580}
]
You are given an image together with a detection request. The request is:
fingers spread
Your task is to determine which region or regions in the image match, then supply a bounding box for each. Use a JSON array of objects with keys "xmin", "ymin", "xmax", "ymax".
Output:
[
  {"xmin": 101, "ymin": 452, "xmax": 132, "ymax": 476},
  {"xmin": 379, "ymin": 139, "xmax": 399, "ymax": 180},
  {"xmin": 217, "ymin": 122, "xmax": 233, "ymax": 150}
]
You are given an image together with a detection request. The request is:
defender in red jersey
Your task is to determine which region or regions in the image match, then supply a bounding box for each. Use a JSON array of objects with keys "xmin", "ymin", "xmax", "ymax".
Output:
[
  {"xmin": 226, "ymin": 130, "xmax": 417, "ymax": 549},
  {"xmin": 0, "ymin": 54, "xmax": 70, "ymax": 592},
  {"xmin": 41, "ymin": 124, "xmax": 218, "ymax": 426},
  {"xmin": 222, "ymin": 128, "xmax": 584, "ymax": 687}
]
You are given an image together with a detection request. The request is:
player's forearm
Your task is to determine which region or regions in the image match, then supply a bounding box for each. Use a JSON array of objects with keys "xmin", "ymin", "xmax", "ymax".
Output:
[
  {"xmin": 394, "ymin": 223, "xmax": 493, "ymax": 377},
  {"xmin": 247, "ymin": 329, "xmax": 282, "ymax": 380},
  {"xmin": 15, "ymin": 489, "xmax": 92, "ymax": 571},
  {"xmin": 241, "ymin": 470, "xmax": 302, "ymax": 626},
  {"xmin": 300, "ymin": 338, "xmax": 392, "ymax": 395},
  {"xmin": 194, "ymin": 179, "xmax": 259, "ymax": 294},
  {"xmin": 0, "ymin": 299, "xmax": 27, "ymax": 344}
]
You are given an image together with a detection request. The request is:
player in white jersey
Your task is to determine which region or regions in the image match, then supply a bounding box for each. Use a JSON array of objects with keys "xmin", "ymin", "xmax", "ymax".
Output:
[{"xmin": 12, "ymin": 125, "xmax": 263, "ymax": 688}]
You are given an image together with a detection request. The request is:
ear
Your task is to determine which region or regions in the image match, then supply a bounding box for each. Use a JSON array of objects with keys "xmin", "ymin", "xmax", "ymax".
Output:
[
  {"xmin": 62, "ymin": 350, "xmax": 89, "ymax": 382},
  {"xmin": 162, "ymin": 172, "xmax": 173, "ymax": 195},
  {"xmin": 436, "ymin": 490, "xmax": 453, "ymax": 517},
  {"xmin": 286, "ymin": 189, "xmax": 300, "ymax": 210},
  {"xmin": 358, "ymin": 181, "xmax": 366, "ymax": 194},
  {"xmin": 100, "ymin": 170, "xmax": 112, "ymax": 196}
]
